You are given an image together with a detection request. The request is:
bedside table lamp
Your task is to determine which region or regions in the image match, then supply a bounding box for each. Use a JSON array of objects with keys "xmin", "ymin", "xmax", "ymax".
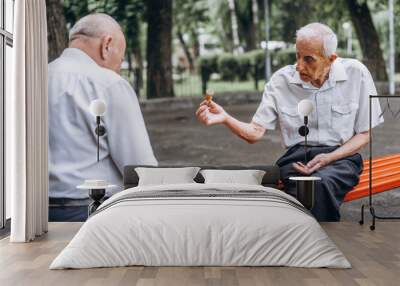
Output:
[
  {"xmin": 297, "ymin": 99, "xmax": 314, "ymax": 164},
  {"xmin": 289, "ymin": 99, "xmax": 320, "ymax": 210},
  {"xmin": 78, "ymin": 100, "xmax": 111, "ymax": 216},
  {"xmin": 89, "ymin": 99, "xmax": 106, "ymax": 162}
]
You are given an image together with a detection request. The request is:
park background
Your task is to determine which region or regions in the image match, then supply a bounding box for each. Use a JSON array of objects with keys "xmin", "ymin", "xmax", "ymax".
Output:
[
  {"xmin": 45, "ymin": 0, "xmax": 400, "ymax": 221},
  {"xmin": 47, "ymin": 0, "xmax": 400, "ymax": 98}
]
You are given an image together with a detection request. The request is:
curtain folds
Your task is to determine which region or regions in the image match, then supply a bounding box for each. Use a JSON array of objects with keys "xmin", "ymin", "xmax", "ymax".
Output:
[{"xmin": 8, "ymin": 0, "xmax": 49, "ymax": 242}]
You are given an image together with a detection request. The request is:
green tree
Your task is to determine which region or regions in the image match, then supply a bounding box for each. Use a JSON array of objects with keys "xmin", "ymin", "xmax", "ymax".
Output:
[
  {"xmin": 261, "ymin": 0, "xmax": 388, "ymax": 81},
  {"xmin": 208, "ymin": 0, "xmax": 262, "ymax": 52},
  {"xmin": 146, "ymin": 0, "xmax": 174, "ymax": 99},
  {"xmin": 208, "ymin": 0, "xmax": 234, "ymax": 52},
  {"xmin": 46, "ymin": 0, "xmax": 69, "ymax": 62},
  {"xmin": 235, "ymin": 0, "xmax": 260, "ymax": 51},
  {"xmin": 108, "ymin": 0, "xmax": 145, "ymax": 95},
  {"xmin": 345, "ymin": 0, "xmax": 388, "ymax": 81},
  {"xmin": 63, "ymin": 0, "xmax": 146, "ymax": 94},
  {"xmin": 174, "ymin": 0, "xmax": 209, "ymax": 72}
]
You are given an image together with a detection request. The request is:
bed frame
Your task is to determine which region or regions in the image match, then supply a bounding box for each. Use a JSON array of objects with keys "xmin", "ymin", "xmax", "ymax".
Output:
[{"xmin": 123, "ymin": 165, "xmax": 281, "ymax": 189}]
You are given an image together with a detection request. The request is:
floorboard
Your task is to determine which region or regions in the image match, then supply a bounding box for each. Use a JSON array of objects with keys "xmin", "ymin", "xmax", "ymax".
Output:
[{"xmin": 0, "ymin": 222, "xmax": 399, "ymax": 286}]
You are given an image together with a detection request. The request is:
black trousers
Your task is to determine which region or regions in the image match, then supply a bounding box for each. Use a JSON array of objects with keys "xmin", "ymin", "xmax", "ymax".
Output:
[
  {"xmin": 276, "ymin": 144, "xmax": 363, "ymax": 222},
  {"xmin": 49, "ymin": 198, "xmax": 89, "ymax": 222}
]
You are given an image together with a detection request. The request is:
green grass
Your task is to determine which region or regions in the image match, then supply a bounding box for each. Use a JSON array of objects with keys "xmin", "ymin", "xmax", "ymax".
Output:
[
  {"xmin": 131, "ymin": 72, "xmax": 400, "ymax": 99},
  {"xmin": 133, "ymin": 73, "xmax": 266, "ymax": 99},
  {"xmin": 173, "ymin": 74, "xmax": 266, "ymax": 97},
  {"xmin": 174, "ymin": 72, "xmax": 400, "ymax": 97}
]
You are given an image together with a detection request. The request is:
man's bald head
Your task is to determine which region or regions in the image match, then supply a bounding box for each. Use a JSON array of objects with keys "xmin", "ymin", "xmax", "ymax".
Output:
[
  {"xmin": 69, "ymin": 13, "xmax": 122, "ymax": 42},
  {"xmin": 69, "ymin": 13, "xmax": 126, "ymax": 74}
]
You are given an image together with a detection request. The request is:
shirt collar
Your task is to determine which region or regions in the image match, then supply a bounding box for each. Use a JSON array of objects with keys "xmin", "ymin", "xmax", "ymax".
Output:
[
  {"xmin": 289, "ymin": 58, "xmax": 348, "ymax": 88},
  {"xmin": 289, "ymin": 69, "xmax": 304, "ymax": 85},
  {"xmin": 60, "ymin": 48, "xmax": 99, "ymax": 67},
  {"xmin": 329, "ymin": 58, "xmax": 348, "ymax": 82}
]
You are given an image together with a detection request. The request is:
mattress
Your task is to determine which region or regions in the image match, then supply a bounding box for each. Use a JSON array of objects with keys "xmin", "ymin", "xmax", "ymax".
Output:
[{"xmin": 50, "ymin": 183, "xmax": 350, "ymax": 269}]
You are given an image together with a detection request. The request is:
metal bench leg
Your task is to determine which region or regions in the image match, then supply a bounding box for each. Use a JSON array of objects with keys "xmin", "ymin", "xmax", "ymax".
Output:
[
  {"xmin": 359, "ymin": 203, "xmax": 365, "ymax": 225},
  {"xmin": 369, "ymin": 206, "xmax": 376, "ymax": 231}
]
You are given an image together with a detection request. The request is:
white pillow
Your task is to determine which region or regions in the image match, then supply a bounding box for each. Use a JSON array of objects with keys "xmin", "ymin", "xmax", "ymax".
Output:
[
  {"xmin": 200, "ymin": 169, "xmax": 266, "ymax": 185},
  {"xmin": 135, "ymin": 167, "xmax": 200, "ymax": 186}
]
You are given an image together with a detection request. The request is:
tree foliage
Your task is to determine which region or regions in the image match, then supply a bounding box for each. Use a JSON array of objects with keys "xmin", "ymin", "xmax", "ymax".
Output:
[
  {"xmin": 63, "ymin": 0, "xmax": 146, "ymax": 92},
  {"xmin": 53, "ymin": 0, "xmax": 397, "ymax": 97},
  {"xmin": 173, "ymin": 0, "xmax": 209, "ymax": 71}
]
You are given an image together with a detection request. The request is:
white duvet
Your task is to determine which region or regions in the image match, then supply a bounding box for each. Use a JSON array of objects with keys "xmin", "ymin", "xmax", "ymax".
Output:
[{"xmin": 50, "ymin": 183, "xmax": 351, "ymax": 269}]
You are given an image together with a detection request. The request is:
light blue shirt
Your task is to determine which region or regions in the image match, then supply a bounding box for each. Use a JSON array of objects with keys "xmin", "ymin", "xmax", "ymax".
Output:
[
  {"xmin": 48, "ymin": 48, "xmax": 158, "ymax": 199},
  {"xmin": 252, "ymin": 58, "xmax": 384, "ymax": 148}
]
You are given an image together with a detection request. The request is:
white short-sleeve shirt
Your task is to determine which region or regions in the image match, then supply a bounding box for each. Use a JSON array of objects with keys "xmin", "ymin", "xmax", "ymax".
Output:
[
  {"xmin": 48, "ymin": 48, "xmax": 158, "ymax": 199},
  {"xmin": 252, "ymin": 58, "xmax": 384, "ymax": 148}
]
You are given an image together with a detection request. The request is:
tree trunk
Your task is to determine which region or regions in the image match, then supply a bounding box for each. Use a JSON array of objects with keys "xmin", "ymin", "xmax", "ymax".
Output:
[
  {"xmin": 236, "ymin": 0, "xmax": 258, "ymax": 51},
  {"xmin": 242, "ymin": 20, "xmax": 257, "ymax": 51},
  {"xmin": 127, "ymin": 52, "xmax": 135, "ymax": 89},
  {"xmin": 177, "ymin": 29, "xmax": 194, "ymax": 72},
  {"xmin": 146, "ymin": 0, "xmax": 174, "ymax": 99},
  {"xmin": 279, "ymin": 1, "xmax": 313, "ymax": 43},
  {"xmin": 227, "ymin": 0, "xmax": 241, "ymax": 53},
  {"xmin": 240, "ymin": 6, "xmax": 257, "ymax": 52},
  {"xmin": 345, "ymin": 0, "xmax": 388, "ymax": 81},
  {"xmin": 191, "ymin": 30, "xmax": 200, "ymax": 59},
  {"xmin": 249, "ymin": 0, "xmax": 259, "ymax": 50},
  {"xmin": 133, "ymin": 44, "xmax": 144, "ymax": 98},
  {"xmin": 46, "ymin": 0, "xmax": 68, "ymax": 62}
]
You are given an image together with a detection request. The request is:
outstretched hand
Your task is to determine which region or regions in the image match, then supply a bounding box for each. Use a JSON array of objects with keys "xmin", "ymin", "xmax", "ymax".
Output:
[
  {"xmin": 292, "ymin": 153, "xmax": 333, "ymax": 175},
  {"xmin": 195, "ymin": 100, "xmax": 228, "ymax": 126}
]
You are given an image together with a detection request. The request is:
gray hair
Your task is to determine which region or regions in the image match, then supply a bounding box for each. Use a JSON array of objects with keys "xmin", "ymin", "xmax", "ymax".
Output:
[
  {"xmin": 296, "ymin": 23, "xmax": 337, "ymax": 57},
  {"xmin": 69, "ymin": 13, "xmax": 122, "ymax": 42}
]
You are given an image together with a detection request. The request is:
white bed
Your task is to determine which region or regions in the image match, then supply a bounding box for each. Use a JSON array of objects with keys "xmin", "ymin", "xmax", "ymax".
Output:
[{"xmin": 50, "ymin": 183, "xmax": 350, "ymax": 269}]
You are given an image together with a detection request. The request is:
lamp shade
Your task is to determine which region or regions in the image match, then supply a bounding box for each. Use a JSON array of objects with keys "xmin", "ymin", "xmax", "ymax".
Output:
[
  {"xmin": 297, "ymin": 99, "xmax": 314, "ymax": 116},
  {"xmin": 89, "ymin": 99, "xmax": 106, "ymax": 117}
]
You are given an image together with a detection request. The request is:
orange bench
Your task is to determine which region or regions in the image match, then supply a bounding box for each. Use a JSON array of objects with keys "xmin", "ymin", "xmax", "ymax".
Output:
[{"xmin": 344, "ymin": 153, "xmax": 400, "ymax": 202}]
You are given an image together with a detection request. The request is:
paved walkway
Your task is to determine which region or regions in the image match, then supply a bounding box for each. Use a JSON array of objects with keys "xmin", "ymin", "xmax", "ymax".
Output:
[{"xmin": 143, "ymin": 96, "xmax": 400, "ymax": 221}]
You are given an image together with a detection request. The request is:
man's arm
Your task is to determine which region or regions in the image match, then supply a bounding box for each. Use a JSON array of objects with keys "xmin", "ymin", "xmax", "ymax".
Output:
[
  {"xmin": 103, "ymin": 80, "xmax": 158, "ymax": 174},
  {"xmin": 327, "ymin": 131, "xmax": 369, "ymax": 162},
  {"xmin": 224, "ymin": 116, "xmax": 267, "ymax": 144},
  {"xmin": 293, "ymin": 131, "xmax": 369, "ymax": 175},
  {"xmin": 196, "ymin": 100, "xmax": 266, "ymax": 144}
]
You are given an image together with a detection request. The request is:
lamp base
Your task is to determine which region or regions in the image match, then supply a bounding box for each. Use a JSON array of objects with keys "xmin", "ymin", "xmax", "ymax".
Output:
[
  {"xmin": 88, "ymin": 188, "xmax": 106, "ymax": 216},
  {"xmin": 289, "ymin": 176, "xmax": 321, "ymax": 210}
]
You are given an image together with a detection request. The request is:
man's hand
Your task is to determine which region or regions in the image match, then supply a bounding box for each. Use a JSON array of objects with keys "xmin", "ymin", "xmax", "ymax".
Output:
[
  {"xmin": 292, "ymin": 153, "xmax": 333, "ymax": 175},
  {"xmin": 195, "ymin": 99, "xmax": 266, "ymax": 143},
  {"xmin": 196, "ymin": 100, "xmax": 228, "ymax": 126},
  {"xmin": 292, "ymin": 132, "xmax": 369, "ymax": 175}
]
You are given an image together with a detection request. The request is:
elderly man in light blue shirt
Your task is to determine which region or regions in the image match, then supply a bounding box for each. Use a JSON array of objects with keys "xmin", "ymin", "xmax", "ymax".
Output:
[
  {"xmin": 196, "ymin": 23, "xmax": 383, "ymax": 221},
  {"xmin": 49, "ymin": 14, "xmax": 157, "ymax": 221}
]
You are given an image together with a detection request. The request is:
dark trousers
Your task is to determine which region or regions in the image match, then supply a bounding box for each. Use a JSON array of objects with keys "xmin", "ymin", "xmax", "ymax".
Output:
[
  {"xmin": 276, "ymin": 144, "xmax": 363, "ymax": 222},
  {"xmin": 49, "ymin": 198, "xmax": 89, "ymax": 222}
]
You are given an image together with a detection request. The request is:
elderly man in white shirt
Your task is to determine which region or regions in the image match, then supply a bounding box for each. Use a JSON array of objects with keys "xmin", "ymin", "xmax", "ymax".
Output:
[
  {"xmin": 196, "ymin": 23, "xmax": 383, "ymax": 221},
  {"xmin": 49, "ymin": 13, "xmax": 157, "ymax": 221}
]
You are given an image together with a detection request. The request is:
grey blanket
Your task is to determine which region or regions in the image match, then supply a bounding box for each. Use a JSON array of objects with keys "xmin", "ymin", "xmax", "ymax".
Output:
[{"xmin": 91, "ymin": 189, "xmax": 310, "ymax": 218}]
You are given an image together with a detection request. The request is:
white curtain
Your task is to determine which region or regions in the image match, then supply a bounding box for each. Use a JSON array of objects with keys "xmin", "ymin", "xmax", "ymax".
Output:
[{"xmin": 7, "ymin": 0, "xmax": 49, "ymax": 242}]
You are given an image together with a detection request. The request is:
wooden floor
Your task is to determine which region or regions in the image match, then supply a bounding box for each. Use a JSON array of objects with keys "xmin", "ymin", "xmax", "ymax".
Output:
[{"xmin": 0, "ymin": 222, "xmax": 399, "ymax": 286}]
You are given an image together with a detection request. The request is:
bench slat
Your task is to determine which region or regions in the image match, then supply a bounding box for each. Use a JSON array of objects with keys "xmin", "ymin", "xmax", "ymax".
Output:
[{"xmin": 344, "ymin": 153, "xmax": 400, "ymax": 202}]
